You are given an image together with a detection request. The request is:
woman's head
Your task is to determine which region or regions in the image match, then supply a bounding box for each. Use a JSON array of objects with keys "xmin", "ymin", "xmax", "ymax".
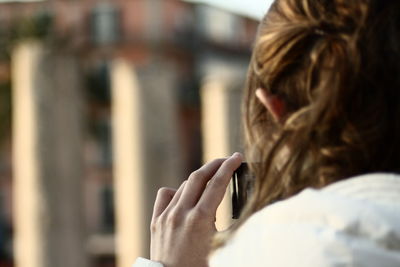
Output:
[
  {"xmin": 213, "ymin": 0, "xmax": 400, "ymax": 250},
  {"xmin": 241, "ymin": 0, "xmax": 400, "ymax": 216}
]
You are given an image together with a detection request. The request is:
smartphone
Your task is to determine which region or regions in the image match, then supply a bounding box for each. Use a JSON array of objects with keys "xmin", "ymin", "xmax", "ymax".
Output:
[{"xmin": 231, "ymin": 163, "xmax": 255, "ymax": 219}]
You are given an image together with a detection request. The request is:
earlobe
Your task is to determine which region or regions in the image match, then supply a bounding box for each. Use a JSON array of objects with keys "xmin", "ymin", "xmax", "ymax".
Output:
[{"xmin": 255, "ymin": 88, "xmax": 286, "ymax": 122}]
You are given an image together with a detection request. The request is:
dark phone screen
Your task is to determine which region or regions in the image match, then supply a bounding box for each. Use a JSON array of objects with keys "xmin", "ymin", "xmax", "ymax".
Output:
[{"xmin": 231, "ymin": 163, "xmax": 255, "ymax": 219}]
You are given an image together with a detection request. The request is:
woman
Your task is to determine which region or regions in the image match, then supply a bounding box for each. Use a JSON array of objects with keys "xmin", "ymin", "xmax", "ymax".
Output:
[{"xmin": 134, "ymin": 0, "xmax": 400, "ymax": 266}]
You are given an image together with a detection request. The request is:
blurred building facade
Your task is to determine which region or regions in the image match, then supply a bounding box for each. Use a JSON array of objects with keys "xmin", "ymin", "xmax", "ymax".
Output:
[{"xmin": 0, "ymin": 0, "xmax": 259, "ymax": 266}]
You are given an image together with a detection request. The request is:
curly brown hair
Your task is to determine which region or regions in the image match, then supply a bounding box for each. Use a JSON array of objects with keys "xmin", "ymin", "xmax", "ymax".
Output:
[{"xmin": 213, "ymin": 0, "xmax": 400, "ymax": 249}]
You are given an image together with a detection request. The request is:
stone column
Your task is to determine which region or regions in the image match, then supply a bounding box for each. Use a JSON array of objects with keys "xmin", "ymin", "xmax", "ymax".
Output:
[
  {"xmin": 201, "ymin": 68, "xmax": 245, "ymax": 231},
  {"xmin": 111, "ymin": 59, "xmax": 182, "ymax": 267},
  {"xmin": 12, "ymin": 41, "xmax": 87, "ymax": 267}
]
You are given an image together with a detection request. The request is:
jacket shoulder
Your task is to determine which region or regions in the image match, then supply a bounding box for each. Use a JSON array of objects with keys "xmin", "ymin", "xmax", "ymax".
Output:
[{"xmin": 209, "ymin": 175, "xmax": 400, "ymax": 267}]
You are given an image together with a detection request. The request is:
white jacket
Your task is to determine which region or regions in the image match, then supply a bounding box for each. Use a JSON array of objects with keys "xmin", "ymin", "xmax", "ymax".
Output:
[{"xmin": 133, "ymin": 173, "xmax": 400, "ymax": 267}]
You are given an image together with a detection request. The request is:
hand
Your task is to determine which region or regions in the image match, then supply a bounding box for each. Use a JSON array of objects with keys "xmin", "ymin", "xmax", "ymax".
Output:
[{"xmin": 150, "ymin": 153, "xmax": 243, "ymax": 267}]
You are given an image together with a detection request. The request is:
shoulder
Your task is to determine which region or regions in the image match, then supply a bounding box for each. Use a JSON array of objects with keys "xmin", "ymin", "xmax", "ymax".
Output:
[
  {"xmin": 132, "ymin": 258, "xmax": 164, "ymax": 267},
  {"xmin": 209, "ymin": 173, "xmax": 400, "ymax": 267}
]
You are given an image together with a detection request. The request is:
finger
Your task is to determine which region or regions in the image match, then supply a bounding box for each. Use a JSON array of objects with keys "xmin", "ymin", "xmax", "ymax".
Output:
[
  {"xmin": 152, "ymin": 187, "xmax": 177, "ymax": 220},
  {"xmin": 196, "ymin": 152, "xmax": 243, "ymax": 216},
  {"xmin": 163, "ymin": 180, "xmax": 187, "ymax": 213},
  {"xmin": 177, "ymin": 158, "xmax": 226, "ymax": 209}
]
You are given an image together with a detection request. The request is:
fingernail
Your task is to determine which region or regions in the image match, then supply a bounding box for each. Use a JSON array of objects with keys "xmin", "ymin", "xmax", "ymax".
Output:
[{"xmin": 232, "ymin": 152, "xmax": 241, "ymax": 158}]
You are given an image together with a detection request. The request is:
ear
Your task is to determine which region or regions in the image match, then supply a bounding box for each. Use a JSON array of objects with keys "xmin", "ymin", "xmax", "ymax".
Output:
[{"xmin": 255, "ymin": 88, "xmax": 286, "ymax": 122}]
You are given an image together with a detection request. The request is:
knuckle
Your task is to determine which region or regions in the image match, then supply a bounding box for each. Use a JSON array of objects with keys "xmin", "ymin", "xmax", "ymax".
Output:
[
  {"xmin": 187, "ymin": 171, "xmax": 203, "ymax": 184},
  {"xmin": 187, "ymin": 208, "xmax": 208, "ymax": 225},
  {"xmin": 157, "ymin": 187, "xmax": 173, "ymax": 197},
  {"xmin": 158, "ymin": 213, "xmax": 167, "ymax": 223},
  {"xmin": 150, "ymin": 220, "xmax": 158, "ymax": 233},
  {"xmin": 166, "ymin": 210, "xmax": 183, "ymax": 228},
  {"xmin": 190, "ymin": 169, "xmax": 204, "ymax": 179},
  {"xmin": 187, "ymin": 174, "xmax": 197, "ymax": 184},
  {"xmin": 157, "ymin": 187, "xmax": 168, "ymax": 196}
]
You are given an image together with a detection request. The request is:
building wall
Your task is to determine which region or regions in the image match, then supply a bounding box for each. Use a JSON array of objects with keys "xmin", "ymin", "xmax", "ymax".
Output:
[{"xmin": 0, "ymin": 0, "xmax": 260, "ymax": 266}]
